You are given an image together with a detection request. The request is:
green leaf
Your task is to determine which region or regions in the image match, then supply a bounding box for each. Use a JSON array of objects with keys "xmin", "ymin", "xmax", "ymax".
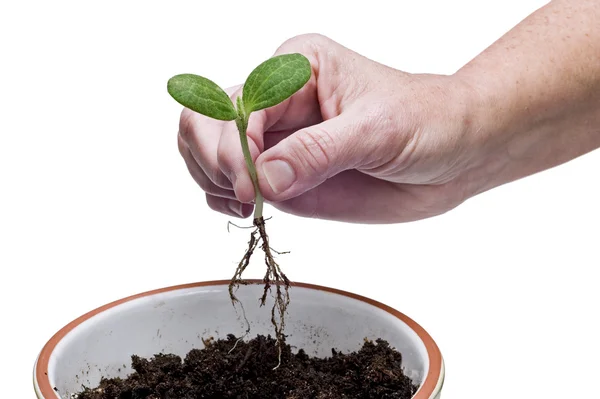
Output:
[
  {"xmin": 242, "ymin": 53, "xmax": 311, "ymax": 114},
  {"xmin": 167, "ymin": 74, "xmax": 237, "ymax": 121}
]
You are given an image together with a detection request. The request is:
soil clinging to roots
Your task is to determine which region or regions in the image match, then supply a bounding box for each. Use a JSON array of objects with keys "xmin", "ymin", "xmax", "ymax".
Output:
[{"xmin": 228, "ymin": 216, "xmax": 291, "ymax": 368}]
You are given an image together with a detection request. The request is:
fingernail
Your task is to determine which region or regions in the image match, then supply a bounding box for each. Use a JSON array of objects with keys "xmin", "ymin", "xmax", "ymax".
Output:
[
  {"xmin": 227, "ymin": 201, "xmax": 243, "ymax": 217},
  {"xmin": 262, "ymin": 160, "xmax": 296, "ymax": 194}
]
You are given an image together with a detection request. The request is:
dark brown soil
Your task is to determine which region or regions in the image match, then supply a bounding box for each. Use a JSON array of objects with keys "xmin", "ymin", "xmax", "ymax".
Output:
[{"xmin": 76, "ymin": 334, "xmax": 418, "ymax": 399}]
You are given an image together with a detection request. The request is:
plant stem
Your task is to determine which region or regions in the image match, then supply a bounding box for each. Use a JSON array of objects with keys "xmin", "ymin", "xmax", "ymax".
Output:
[{"xmin": 235, "ymin": 115, "xmax": 263, "ymax": 220}]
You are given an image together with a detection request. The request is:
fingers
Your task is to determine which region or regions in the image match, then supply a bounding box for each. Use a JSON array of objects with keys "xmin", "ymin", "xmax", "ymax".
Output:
[
  {"xmin": 179, "ymin": 125, "xmax": 254, "ymax": 218},
  {"xmin": 178, "ymin": 107, "xmax": 233, "ymax": 190},
  {"xmin": 205, "ymin": 194, "xmax": 254, "ymax": 219},
  {"xmin": 179, "ymin": 34, "xmax": 359, "ymax": 214},
  {"xmin": 178, "ymin": 84, "xmax": 249, "ymax": 202},
  {"xmin": 178, "ymin": 135, "xmax": 237, "ymax": 199}
]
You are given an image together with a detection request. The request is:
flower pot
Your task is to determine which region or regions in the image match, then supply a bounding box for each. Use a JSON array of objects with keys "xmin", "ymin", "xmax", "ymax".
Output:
[{"xmin": 34, "ymin": 280, "xmax": 444, "ymax": 398}]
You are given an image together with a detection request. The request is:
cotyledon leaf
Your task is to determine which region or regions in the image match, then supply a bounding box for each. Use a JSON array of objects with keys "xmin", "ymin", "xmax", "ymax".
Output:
[
  {"xmin": 242, "ymin": 53, "xmax": 311, "ymax": 114},
  {"xmin": 167, "ymin": 74, "xmax": 237, "ymax": 121}
]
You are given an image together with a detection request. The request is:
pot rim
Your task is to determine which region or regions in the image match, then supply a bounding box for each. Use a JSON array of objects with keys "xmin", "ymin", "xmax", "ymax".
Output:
[{"xmin": 34, "ymin": 279, "xmax": 444, "ymax": 399}]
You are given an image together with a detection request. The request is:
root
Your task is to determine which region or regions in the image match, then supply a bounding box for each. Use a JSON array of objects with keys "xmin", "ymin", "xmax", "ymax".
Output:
[
  {"xmin": 228, "ymin": 230, "xmax": 259, "ymax": 300},
  {"xmin": 269, "ymin": 247, "xmax": 290, "ymax": 255},
  {"xmin": 227, "ymin": 221, "xmax": 256, "ymax": 232},
  {"xmin": 228, "ymin": 300, "xmax": 251, "ymax": 355},
  {"xmin": 228, "ymin": 216, "xmax": 291, "ymax": 370}
]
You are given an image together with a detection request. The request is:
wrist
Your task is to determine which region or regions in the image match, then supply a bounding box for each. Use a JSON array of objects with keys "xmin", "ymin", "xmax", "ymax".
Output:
[{"xmin": 445, "ymin": 71, "xmax": 514, "ymax": 197}]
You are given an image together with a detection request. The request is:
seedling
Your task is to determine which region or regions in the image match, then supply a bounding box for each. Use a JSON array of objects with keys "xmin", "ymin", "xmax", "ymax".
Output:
[{"xmin": 167, "ymin": 53, "xmax": 311, "ymax": 366}]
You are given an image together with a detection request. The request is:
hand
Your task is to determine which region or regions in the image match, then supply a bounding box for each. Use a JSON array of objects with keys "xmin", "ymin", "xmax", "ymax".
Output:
[
  {"xmin": 177, "ymin": 34, "xmax": 476, "ymax": 223},
  {"xmin": 177, "ymin": 34, "xmax": 479, "ymax": 223}
]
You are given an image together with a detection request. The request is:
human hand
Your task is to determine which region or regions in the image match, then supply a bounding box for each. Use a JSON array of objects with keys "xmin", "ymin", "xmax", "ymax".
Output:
[{"xmin": 177, "ymin": 34, "xmax": 478, "ymax": 223}]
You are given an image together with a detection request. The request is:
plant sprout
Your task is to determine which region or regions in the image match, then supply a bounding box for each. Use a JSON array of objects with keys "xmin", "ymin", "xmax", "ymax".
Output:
[{"xmin": 167, "ymin": 53, "xmax": 311, "ymax": 367}]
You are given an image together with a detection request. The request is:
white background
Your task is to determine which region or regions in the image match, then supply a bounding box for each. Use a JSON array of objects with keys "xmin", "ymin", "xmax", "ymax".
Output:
[{"xmin": 1, "ymin": 0, "xmax": 599, "ymax": 398}]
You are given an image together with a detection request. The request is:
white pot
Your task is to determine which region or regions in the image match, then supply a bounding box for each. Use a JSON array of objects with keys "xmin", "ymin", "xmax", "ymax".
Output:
[{"xmin": 34, "ymin": 280, "xmax": 444, "ymax": 398}]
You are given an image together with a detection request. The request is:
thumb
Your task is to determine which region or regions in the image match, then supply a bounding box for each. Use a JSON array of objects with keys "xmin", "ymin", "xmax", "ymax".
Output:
[{"xmin": 256, "ymin": 113, "xmax": 367, "ymax": 201}]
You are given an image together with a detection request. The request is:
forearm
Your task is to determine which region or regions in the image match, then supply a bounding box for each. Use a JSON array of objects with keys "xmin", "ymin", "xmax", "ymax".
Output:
[{"xmin": 455, "ymin": 0, "xmax": 600, "ymax": 194}]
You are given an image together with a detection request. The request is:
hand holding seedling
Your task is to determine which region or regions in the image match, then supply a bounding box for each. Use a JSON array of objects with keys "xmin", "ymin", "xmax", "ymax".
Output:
[
  {"xmin": 170, "ymin": 53, "xmax": 310, "ymax": 222},
  {"xmin": 177, "ymin": 34, "xmax": 476, "ymax": 224},
  {"xmin": 178, "ymin": 27, "xmax": 600, "ymax": 223}
]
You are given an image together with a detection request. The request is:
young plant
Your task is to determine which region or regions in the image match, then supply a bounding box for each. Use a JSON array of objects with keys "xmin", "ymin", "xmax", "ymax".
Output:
[{"xmin": 167, "ymin": 53, "xmax": 311, "ymax": 366}]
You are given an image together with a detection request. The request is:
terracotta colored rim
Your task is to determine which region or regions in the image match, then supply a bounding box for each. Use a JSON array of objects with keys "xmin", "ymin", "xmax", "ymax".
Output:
[{"xmin": 35, "ymin": 280, "xmax": 443, "ymax": 398}]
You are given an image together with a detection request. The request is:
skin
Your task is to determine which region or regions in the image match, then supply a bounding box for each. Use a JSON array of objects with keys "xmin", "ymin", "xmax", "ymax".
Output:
[{"xmin": 177, "ymin": 0, "xmax": 600, "ymax": 224}]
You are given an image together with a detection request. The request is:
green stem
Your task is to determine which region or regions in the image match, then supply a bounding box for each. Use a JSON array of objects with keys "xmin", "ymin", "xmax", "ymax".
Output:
[{"xmin": 235, "ymin": 115, "xmax": 263, "ymax": 220}]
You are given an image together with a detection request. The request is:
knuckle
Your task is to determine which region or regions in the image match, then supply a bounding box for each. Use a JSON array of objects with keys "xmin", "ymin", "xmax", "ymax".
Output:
[
  {"xmin": 295, "ymin": 33, "xmax": 330, "ymax": 46},
  {"xmin": 178, "ymin": 108, "xmax": 196, "ymax": 142},
  {"xmin": 210, "ymin": 167, "xmax": 231, "ymax": 189},
  {"xmin": 190, "ymin": 164, "xmax": 228, "ymax": 194},
  {"xmin": 293, "ymin": 127, "xmax": 335, "ymax": 174},
  {"xmin": 194, "ymin": 173, "xmax": 212, "ymax": 193},
  {"xmin": 205, "ymin": 185, "xmax": 224, "ymax": 198},
  {"xmin": 195, "ymin": 149, "xmax": 219, "ymax": 182},
  {"xmin": 216, "ymin": 142, "xmax": 228, "ymax": 167},
  {"xmin": 277, "ymin": 33, "xmax": 331, "ymax": 55},
  {"xmin": 216, "ymin": 144, "xmax": 234, "ymax": 177}
]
